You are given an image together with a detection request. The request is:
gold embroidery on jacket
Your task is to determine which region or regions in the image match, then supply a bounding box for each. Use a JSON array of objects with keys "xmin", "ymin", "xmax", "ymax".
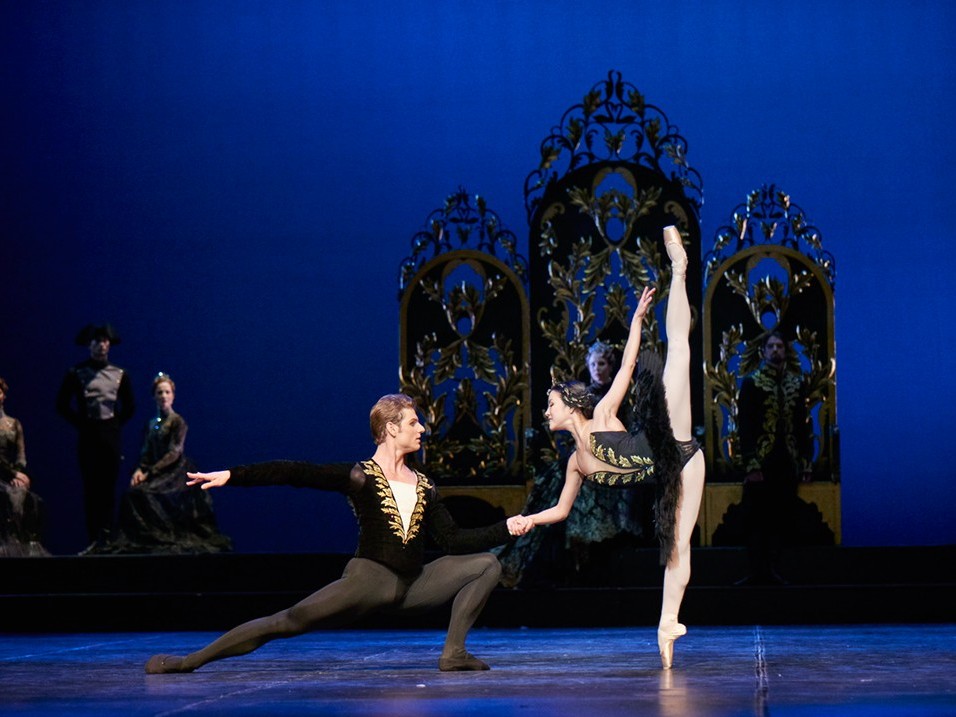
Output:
[
  {"xmin": 361, "ymin": 460, "xmax": 428, "ymax": 545},
  {"xmin": 750, "ymin": 367, "xmax": 805, "ymax": 470},
  {"xmin": 407, "ymin": 471, "xmax": 428, "ymax": 544}
]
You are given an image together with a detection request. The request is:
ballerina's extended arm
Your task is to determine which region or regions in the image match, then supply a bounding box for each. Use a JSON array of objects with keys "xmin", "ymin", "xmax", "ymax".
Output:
[
  {"xmin": 525, "ymin": 287, "xmax": 655, "ymax": 530},
  {"xmin": 591, "ymin": 286, "xmax": 655, "ymax": 426},
  {"xmin": 527, "ymin": 454, "xmax": 585, "ymax": 527}
]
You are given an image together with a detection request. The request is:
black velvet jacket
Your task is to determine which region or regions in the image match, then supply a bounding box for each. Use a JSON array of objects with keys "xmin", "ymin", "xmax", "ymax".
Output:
[
  {"xmin": 737, "ymin": 364, "xmax": 813, "ymax": 477},
  {"xmin": 229, "ymin": 459, "xmax": 512, "ymax": 577}
]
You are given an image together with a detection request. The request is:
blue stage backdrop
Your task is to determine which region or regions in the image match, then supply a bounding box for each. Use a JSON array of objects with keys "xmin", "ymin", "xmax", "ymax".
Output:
[{"xmin": 3, "ymin": 1, "xmax": 954, "ymax": 554}]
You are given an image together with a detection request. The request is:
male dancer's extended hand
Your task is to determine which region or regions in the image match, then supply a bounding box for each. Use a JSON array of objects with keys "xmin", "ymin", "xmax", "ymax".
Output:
[{"xmin": 186, "ymin": 470, "xmax": 231, "ymax": 490}]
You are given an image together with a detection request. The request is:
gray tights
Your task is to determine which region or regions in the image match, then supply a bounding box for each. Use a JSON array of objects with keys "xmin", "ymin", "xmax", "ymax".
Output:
[{"xmin": 182, "ymin": 553, "xmax": 502, "ymax": 670}]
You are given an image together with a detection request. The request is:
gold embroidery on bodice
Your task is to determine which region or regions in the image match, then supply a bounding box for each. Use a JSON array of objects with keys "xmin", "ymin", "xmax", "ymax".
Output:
[{"xmin": 586, "ymin": 434, "xmax": 656, "ymax": 485}]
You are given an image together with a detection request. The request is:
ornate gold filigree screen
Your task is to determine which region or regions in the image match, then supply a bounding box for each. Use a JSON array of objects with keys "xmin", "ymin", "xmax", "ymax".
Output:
[
  {"xmin": 394, "ymin": 73, "xmax": 708, "ymax": 532},
  {"xmin": 523, "ymin": 71, "xmax": 704, "ymax": 460},
  {"xmin": 702, "ymin": 185, "xmax": 838, "ymax": 483},
  {"xmin": 398, "ymin": 189, "xmax": 530, "ymax": 493}
]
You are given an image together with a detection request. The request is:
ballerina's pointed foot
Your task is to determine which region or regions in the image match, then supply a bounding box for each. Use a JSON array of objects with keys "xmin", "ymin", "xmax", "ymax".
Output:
[
  {"xmin": 663, "ymin": 225, "xmax": 688, "ymax": 276},
  {"xmin": 145, "ymin": 654, "xmax": 193, "ymax": 674},
  {"xmin": 657, "ymin": 618, "xmax": 687, "ymax": 670}
]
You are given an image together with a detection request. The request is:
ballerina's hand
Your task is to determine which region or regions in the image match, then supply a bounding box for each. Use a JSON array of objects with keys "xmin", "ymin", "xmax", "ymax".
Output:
[
  {"xmin": 635, "ymin": 286, "xmax": 656, "ymax": 322},
  {"xmin": 186, "ymin": 470, "xmax": 232, "ymax": 490}
]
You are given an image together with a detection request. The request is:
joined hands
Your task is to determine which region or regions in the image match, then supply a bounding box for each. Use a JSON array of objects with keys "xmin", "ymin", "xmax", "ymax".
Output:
[{"xmin": 506, "ymin": 515, "xmax": 534, "ymax": 536}]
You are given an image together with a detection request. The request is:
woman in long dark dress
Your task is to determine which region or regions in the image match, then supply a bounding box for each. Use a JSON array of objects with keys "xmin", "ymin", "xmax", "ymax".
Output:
[
  {"xmin": 104, "ymin": 373, "xmax": 231, "ymax": 554},
  {"xmin": 0, "ymin": 376, "xmax": 49, "ymax": 557}
]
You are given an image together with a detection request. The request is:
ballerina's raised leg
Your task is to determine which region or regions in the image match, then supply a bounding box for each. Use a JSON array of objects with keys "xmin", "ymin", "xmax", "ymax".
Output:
[{"xmin": 657, "ymin": 225, "xmax": 706, "ymax": 669}]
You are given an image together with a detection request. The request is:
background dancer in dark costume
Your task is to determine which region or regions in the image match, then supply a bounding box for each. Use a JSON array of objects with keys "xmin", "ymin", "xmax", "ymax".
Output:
[
  {"xmin": 56, "ymin": 323, "xmax": 135, "ymax": 552},
  {"xmin": 585, "ymin": 340, "xmax": 617, "ymax": 398},
  {"xmin": 146, "ymin": 393, "xmax": 528, "ymax": 674},
  {"xmin": 0, "ymin": 376, "xmax": 49, "ymax": 557},
  {"xmin": 516, "ymin": 226, "xmax": 705, "ymax": 670},
  {"xmin": 735, "ymin": 331, "xmax": 814, "ymax": 584}
]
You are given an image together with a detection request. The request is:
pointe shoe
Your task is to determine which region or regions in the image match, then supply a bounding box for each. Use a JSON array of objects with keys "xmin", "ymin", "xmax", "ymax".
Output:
[
  {"xmin": 144, "ymin": 654, "xmax": 192, "ymax": 674},
  {"xmin": 657, "ymin": 618, "xmax": 687, "ymax": 670},
  {"xmin": 438, "ymin": 651, "xmax": 490, "ymax": 671},
  {"xmin": 662, "ymin": 225, "xmax": 687, "ymax": 277}
]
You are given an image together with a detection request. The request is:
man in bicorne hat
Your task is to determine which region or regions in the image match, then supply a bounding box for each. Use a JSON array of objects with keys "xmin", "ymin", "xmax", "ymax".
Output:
[{"xmin": 56, "ymin": 324, "xmax": 135, "ymax": 553}]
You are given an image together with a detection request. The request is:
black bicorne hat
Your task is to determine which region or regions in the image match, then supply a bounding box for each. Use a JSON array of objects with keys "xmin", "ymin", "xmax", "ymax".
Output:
[{"xmin": 75, "ymin": 323, "xmax": 122, "ymax": 346}]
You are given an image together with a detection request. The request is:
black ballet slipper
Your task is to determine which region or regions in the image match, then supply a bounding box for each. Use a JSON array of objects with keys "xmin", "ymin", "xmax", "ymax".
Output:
[
  {"xmin": 144, "ymin": 654, "xmax": 192, "ymax": 674},
  {"xmin": 438, "ymin": 652, "xmax": 490, "ymax": 671}
]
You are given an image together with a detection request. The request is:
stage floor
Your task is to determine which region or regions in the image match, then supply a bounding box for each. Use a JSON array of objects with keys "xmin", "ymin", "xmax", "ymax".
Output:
[{"xmin": 2, "ymin": 625, "xmax": 954, "ymax": 716}]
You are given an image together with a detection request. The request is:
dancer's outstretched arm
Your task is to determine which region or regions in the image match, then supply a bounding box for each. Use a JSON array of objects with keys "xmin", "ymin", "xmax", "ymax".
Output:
[
  {"xmin": 188, "ymin": 462, "xmax": 355, "ymax": 491},
  {"xmin": 526, "ymin": 455, "xmax": 584, "ymax": 527},
  {"xmin": 592, "ymin": 286, "xmax": 655, "ymax": 424}
]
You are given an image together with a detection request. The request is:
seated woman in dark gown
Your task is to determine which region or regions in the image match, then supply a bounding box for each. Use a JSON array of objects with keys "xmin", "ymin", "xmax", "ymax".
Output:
[
  {"xmin": 0, "ymin": 376, "xmax": 49, "ymax": 557},
  {"xmin": 103, "ymin": 373, "xmax": 231, "ymax": 554}
]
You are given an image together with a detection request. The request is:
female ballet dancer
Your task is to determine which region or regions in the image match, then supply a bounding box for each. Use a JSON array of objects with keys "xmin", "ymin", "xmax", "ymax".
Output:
[{"xmin": 519, "ymin": 226, "xmax": 706, "ymax": 669}]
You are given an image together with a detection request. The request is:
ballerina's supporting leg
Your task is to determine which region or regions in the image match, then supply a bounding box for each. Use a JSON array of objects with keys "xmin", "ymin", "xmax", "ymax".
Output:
[{"xmin": 658, "ymin": 226, "xmax": 706, "ymax": 669}]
